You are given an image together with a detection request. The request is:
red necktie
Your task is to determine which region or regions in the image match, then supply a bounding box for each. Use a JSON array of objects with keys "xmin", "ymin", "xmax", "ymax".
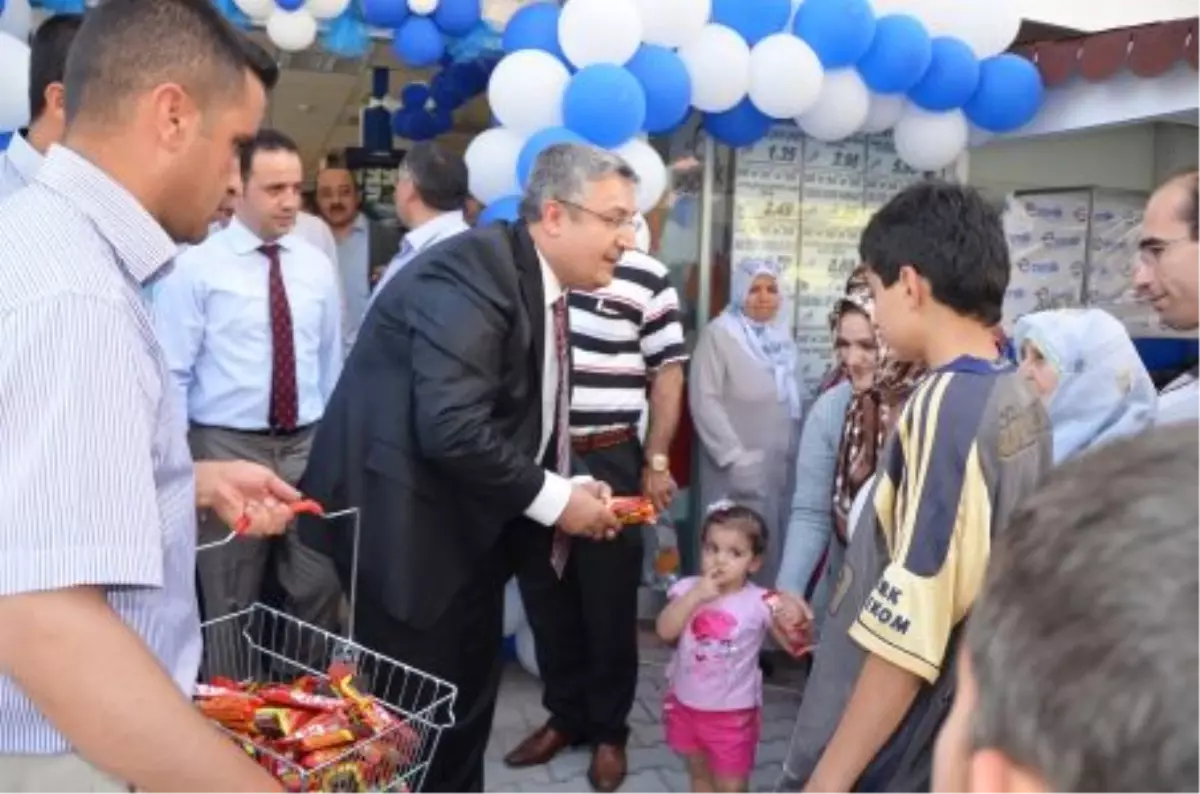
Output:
[
  {"xmin": 549, "ymin": 295, "xmax": 572, "ymax": 578},
  {"xmin": 260, "ymin": 243, "xmax": 298, "ymax": 432}
]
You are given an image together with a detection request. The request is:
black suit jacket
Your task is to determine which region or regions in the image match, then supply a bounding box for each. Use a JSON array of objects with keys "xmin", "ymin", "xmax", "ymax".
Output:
[{"xmin": 299, "ymin": 221, "xmax": 578, "ymax": 630}]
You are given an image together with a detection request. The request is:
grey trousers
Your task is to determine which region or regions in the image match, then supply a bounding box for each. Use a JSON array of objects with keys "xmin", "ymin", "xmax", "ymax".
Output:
[
  {"xmin": 189, "ymin": 424, "xmax": 342, "ymax": 634},
  {"xmin": 0, "ymin": 753, "xmax": 125, "ymax": 792}
]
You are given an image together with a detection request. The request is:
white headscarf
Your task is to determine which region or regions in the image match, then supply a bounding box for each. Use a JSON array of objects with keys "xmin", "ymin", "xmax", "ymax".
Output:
[{"xmin": 715, "ymin": 258, "xmax": 800, "ymax": 418}]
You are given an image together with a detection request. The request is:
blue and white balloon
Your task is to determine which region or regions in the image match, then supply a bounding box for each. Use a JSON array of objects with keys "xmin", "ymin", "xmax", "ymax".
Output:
[
  {"xmin": 893, "ymin": 105, "xmax": 968, "ymax": 170},
  {"xmin": 748, "ymin": 33, "xmax": 823, "ymax": 119},
  {"xmin": 518, "ymin": 126, "xmax": 585, "ymax": 185},
  {"xmin": 562, "ymin": 64, "xmax": 646, "ymax": 148},
  {"xmin": 465, "ymin": 126, "xmax": 524, "ymax": 204},
  {"xmin": 625, "ymin": 45, "xmax": 692, "ymax": 135},
  {"xmin": 793, "ymin": 0, "xmax": 876, "ymax": 69},
  {"xmin": 615, "ymin": 137, "xmax": 669, "ymax": 212},
  {"xmin": 796, "ymin": 67, "xmax": 870, "ymax": 141},
  {"xmin": 502, "ymin": 1, "xmax": 564, "ymax": 60},
  {"xmin": 857, "ymin": 14, "xmax": 932, "ymax": 94},
  {"xmin": 964, "ymin": 53, "xmax": 1044, "ymax": 133},
  {"xmin": 488, "ymin": 49, "xmax": 571, "ymax": 136},
  {"xmin": 678, "ymin": 24, "xmax": 751, "ymax": 113},
  {"xmin": 633, "ymin": 0, "xmax": 711, "ymax": 49},
  {"xmin": 908, "ymin": 36, "xmax": 979, "ymax": 112},
  {"xmin": 558, "ymin": 0, "xmax": 642, "ymax": 68}
]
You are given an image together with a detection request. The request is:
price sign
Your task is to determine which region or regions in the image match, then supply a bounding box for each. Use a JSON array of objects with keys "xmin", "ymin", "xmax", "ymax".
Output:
[
  {"xmin": 741, "ymin": 126, "xmax": 805, "ymax": 165},
  {"xmin": 805, "ymin": 136, "xmax": 868, "ymax": 172}
]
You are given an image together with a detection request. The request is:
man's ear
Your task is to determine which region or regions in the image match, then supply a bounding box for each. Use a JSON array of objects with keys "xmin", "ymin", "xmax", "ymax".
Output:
[
  {"xmin": 970, "ymin": 748, "xmax": 1051, "ymax": 794},
  {"xmin": 45, "ymin": 82, "xmax": 67, "ymax": 119},
  {"xmin": 897, "ymin": 264, "xmax": 929, "ymax": 310}
]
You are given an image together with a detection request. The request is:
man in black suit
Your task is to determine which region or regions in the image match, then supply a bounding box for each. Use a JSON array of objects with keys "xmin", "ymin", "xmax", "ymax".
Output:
[{"xmin": 299, "ymin": 143, "xmax": 641, "ymax": 792}]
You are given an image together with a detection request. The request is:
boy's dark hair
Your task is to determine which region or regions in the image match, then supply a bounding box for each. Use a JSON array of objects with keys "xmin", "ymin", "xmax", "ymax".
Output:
[
  {"xmin": 238, "ymin": 128, "xmax": 300, "ymax": 184},
  {"xmin": 399, "ymin": 142, "xmax": 469, "ymax": 213},
  {"xmin": 28, "ymin": 14, "xmax": 82, "ymax": 123},
  {"xmin": 966, "ymin": 425, "xmax": 1198, "ymax": 792},
  {"xmin": 64, "ymin": 0, "xmax": 278, "ymax": 127},
  {"xmin": 702, "ymin": 501, "xmax": 769, "ymax": 556},
  {"xmin": 859, "ymin": 181, "xmax": 1010, "ymax": 326}
]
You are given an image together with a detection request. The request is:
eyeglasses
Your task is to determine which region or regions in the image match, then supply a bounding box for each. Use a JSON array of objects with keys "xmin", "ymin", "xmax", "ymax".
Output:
[
  {"xmin": 555, "ymin": 198, "xmax": 637, "ymax": 230},
  {"xmin": 1137, "ymin": 235, "xmax": 1192, "ymax": 266}
]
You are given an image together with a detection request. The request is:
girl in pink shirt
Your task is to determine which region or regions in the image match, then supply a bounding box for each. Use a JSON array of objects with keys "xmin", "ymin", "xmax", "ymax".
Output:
[{"xmin": 657, "ymin": 501, "xmax": 813, "ymax": 792}]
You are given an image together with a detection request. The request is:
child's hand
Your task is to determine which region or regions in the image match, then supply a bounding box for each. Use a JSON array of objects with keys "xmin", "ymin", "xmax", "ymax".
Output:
[{"xmin": 692, "ymin": 571, "xmax": 722, "ymax": 604}]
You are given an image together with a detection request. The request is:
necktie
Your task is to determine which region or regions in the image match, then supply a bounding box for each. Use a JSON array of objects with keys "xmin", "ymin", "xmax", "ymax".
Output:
[
  {"xmin": 261, "ymin": 243, "xmax": 298, "ymax": 432},
  {"xmin": 549, "ymin": 295, "xmax": 572, "ymax": 578}
]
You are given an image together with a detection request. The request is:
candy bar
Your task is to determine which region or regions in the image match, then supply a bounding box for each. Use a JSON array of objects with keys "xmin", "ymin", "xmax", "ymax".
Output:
[
  {"xmin": 320, "ymin": 761, "xmax": 367, "ymax": 791},
  {"xmin": 198, "ymin": 696, "xmax": 260, "ymax": 726},
  {"xmin": 283, "ymin": 711, "xmax": 368, "ymax": 752},
  {"xmin": 610, "ymin": 496, "xmax": 657, "ymax": 525},
  {"xmin": 297, "ymin": 746, "xmax": 352, "ymax": 770},
  {"xmin": 254, "ymin": 707, "xmax": 312, "ymax": 740},
  {"xmin": 258, "ymin": 685, "xmax": 344, "ymax": 713}
]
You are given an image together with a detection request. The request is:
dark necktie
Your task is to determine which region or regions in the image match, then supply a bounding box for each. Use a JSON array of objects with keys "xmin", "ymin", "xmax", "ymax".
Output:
[
  {"xmin": 549, "ymin": 295, "xmax": 572, "ymax": 578},
  {"xmin": 260, "ymin": 243, "xmax": 298, "ymax": 432}
]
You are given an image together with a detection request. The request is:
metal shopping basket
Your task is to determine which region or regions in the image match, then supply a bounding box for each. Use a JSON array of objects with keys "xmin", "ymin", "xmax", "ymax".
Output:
[{"xmin": 196, "ymin": 504, "xmax": 457, "ymax": 793}]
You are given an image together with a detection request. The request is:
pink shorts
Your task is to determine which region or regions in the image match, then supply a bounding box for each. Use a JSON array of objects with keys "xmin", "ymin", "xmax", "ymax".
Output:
[{"xmin": 663, "ymin": 694, "xmax": 761, "ymax": 778}]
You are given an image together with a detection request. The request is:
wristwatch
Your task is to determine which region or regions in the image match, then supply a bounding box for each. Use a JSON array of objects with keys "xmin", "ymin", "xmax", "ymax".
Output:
[{"xmin": 647, "ymin": 453, "xmax": 670, "ymax": 473}]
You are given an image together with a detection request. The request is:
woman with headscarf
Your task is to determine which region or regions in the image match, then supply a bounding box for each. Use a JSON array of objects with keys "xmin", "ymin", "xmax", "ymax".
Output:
[
  {"xmin": 776, "ymin": 269, "xmax": 924, "ymax": 627},
  {"xmin": 689, "ymin": 259, "xmax": 801, "ymax": 587},
  {"xmin": 1013, "ymin": 308, "xmax": 1157, "ymax": 463}
]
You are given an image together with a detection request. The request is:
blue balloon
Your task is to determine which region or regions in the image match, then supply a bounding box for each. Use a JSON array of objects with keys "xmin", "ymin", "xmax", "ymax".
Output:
[
  {"xmin": 393, "ymin": 16, "xmax": 445, "ymax": 68},
  {"xmin": 702, "ymin": 98, "xmax": 771, "ymax": 148},
  {"xmin": 792, "ymin": 0, "xmax": 876, "ymax": 69},
  {"xmin": 711, "ymin": 0, "xmax": 791, "ymax": 46},
  {"xmin": 517, "ymin": 127, "xmax": 585, "ymax": 185},
  {"xmin": 392, "ymin": 108, "xmax": 417, "ymax": 138},
  {"xmin": 0, "ymin": 131, "xmax": 10, "ymax": 151},
  {"xmin": 908, "ymin": 37, "xmax": 980, "ymax": 112},
  {"xmin": 430, "ymin": 107, "xmax": 455, "ymax": 135},
  {"xmin": 624, "ymin": 45, "xmax": 692, "ymax": 135},
  {"xmin": 480, "ymin": 195, "xmax": 521, "ymax": 225},
  {"xmin": 434, "ymin": 0, "xmax": 482, "ymax": 36},
  {"xmin": 361, "ymin": 0, "xmax": 409, "ymax": 28},
  {"xmin": 275, "ymin": 0, "xmax": 304, "ymax": 10},
  {"xmin": 562, "ymin": 65, "xmax": 646, "ymax": 148},
  {"xmin": 856, "ymin": 14, "xmax": 933, "ymax": 94},
  {"xmin": 964, "ymin": 54, "xmax": 1045, "ymax": 133},
  {"xmin": 212, "ymin": 0, "xmax": 250, "ymax": 28},
  {"xmin": 501, "ymin": 2, "xmax": 564, "ymax": 60},
  {"xmin": 430, "ymin": 73, "xmax": 466, "ymax": 111},
  {"xmin": 321, "ymin": 12, "xmax": 371, "ymax": 59},
  {"xmin": 400, "ymin": 82, "xmax": 430, "ymax": 109},
  {"xmin": 457, "ymin": 60, "xmax": 492, "ymax": 95}
]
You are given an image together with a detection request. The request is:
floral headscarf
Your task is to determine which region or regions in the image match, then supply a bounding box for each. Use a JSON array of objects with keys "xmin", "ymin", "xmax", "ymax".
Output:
[{"xmin": 828, "ymin": 267, "xmax": 925, "ymax": 542}]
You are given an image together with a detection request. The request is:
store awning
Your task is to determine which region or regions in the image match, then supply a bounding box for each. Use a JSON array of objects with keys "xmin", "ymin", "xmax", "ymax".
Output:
[{"xmin": 971, "ymin": 18, "xmax": 1199, "ymax": 145}]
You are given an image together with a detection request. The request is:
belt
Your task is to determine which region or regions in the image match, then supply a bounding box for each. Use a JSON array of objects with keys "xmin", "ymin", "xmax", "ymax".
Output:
[
  {"xmin": 571, "ymin": 426, "xmax": 636, "ymax": 453},
  {"xmin": 194, "ymin": 422, "xmax": 315, "ymax": 438}
]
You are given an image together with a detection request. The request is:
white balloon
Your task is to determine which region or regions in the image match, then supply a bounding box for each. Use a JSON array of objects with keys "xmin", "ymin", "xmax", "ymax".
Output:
[
  {"xmin": 943, "ymin": 5, "xmax": 1021, "ymax": 58},
  {"xmin": 487, "ymin": 50, "xmax": 571, "ymax": 137},
  {"xmin": 465, "ymin": 127, "xmax": 524, "ymax": 205},
  {"xmin": 633, "ymin": 0, "xmax": 711, "ymax": 49},
  {"xmin": 748, "ymin": 34, "xmax": 823, "ymax": 119},
  {"xmin": 893, "ymin": 106, "xmax": 968, "ymax": 171},
  {"xmin": 267, "ymin": 9, "xmax": 318, "ymax": 52},
  {"xmin": 795, "ymin": 68, "xmax": 869, "ymax": 142},
  {"xmin": 0, "ymin": 0, "xmax": 31, "ymax": 43},
  {"xmin": 502, "ymin": 578, "xmax": 524, "ymax": 636},
  {"xmin": 233, "ymin": 0, "xmax": 275, "ymax": 20},
  {"xmin": 859, "ymin": 92, "xmax": 907, "ymax": 134},
  {"xmin": 515, "ymin": 624, "xmax": 540, "ymax": 677},
  {"xmin": 408, "ymin": 0, "xmax": 439, "ymax": 14},
  {"xmin": 0, "ymin": 33, "xmax": 29, "ymax": 131},
  {"xmin": 307, "ymin": 0, "xmax": 353, "ymax": 21},
  {"xmin": 559, "ymin": 0, "xmax": 642, "ymax": 68},
  {"xmin": 616, "ymin": 138, "xmax": 668, "ymax": 213},
  {"xmin": 678, "ymin": 24, "xmax": 750, "ymax": 113}
]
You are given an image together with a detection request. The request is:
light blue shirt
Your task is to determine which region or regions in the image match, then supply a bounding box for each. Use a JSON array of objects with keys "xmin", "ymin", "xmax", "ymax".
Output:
[
  {"xmin": 0, "ymin": 145, "xmax": 201, "ymax": 753},
  {"xmin": 0, "ymin": 131, "xmax": 43, "ymax": 201},
  {"xmin": 370, "ymin": 210, "xmax": 470, "ymax": 305},
  {"xmin": 335, "ymin": 213, "xmax": 373, "ymax": 344},
  {"xmin": 153, "ymin": 216, "xmax": 343, "ymax": 430}
]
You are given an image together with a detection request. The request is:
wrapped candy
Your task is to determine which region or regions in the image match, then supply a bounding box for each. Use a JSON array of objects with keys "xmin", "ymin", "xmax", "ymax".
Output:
[
  {"xmin": 253, "ymin": 707, "xmax": 312, "ymax": 740},
  {"xmin": 762, "ymin": 590, "xmax": 815, "ymax": 656},
  {"xmin": 610, "ymin": 496, "xmax": 657, "ymax": 525},
  {"xmin": 258, "ymin": 685, "xmax": 345, "ymax": 713}
]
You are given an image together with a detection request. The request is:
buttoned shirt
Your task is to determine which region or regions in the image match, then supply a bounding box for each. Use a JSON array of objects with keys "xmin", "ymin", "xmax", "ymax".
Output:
[
  {"xmin": 152, "ymin": 217, "xmax": 343, "ymax": 430},
  {"xmin": 0, "ymin": 145, "xmax": 201, "ymax": 753},
  {"xmin": 0, "ymin": 131, "xmax": 43, "ymax": 201},
  {"xmin": 335, "ymin": 214, "xmax": 373, "ymax": 346},
  {"xmin": 370, "ymin": 210, "xmax": 470, "ymax": 302}
]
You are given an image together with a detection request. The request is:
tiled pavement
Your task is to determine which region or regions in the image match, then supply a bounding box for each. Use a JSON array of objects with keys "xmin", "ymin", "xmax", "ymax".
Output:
[{"xmin": 483, "ymin": 633, "xmax": 805, "ymax": 792}]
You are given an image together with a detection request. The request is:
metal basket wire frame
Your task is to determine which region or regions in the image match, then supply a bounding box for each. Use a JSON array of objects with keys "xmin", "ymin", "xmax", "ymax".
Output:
[{"xmin": 197, "ymin": 508, "xmax": 457, "ymax": 793}]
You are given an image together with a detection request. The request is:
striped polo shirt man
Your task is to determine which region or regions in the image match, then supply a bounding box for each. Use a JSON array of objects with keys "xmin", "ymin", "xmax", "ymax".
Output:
[
  {"xmin": 569, "ymin": 248, "xmax": 688, "ymax": 433},
  {"xmin": 0, "ymin": 146, "xmax": 202, "ymax": 756}
]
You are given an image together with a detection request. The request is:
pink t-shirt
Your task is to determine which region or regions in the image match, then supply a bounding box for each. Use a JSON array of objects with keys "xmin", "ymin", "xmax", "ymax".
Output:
[{"xmin": 665, "ymin": 577, "xmax": 772, "ymax": 712}]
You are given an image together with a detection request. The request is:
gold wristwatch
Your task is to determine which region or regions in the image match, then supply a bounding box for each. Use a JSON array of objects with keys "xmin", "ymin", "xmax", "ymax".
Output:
[{"xmin": 647, "ymin": 453, "xmax": 670, "ymax": 473}]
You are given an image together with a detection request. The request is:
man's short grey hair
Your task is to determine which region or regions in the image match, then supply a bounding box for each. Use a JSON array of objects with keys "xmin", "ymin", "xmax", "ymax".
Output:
[
  {"xmin": 519, "ymin": 143, "xmax": 638, "ymax": 222},
  {"xmin": 967, "ymin": 425, "xmax": 1198, "ymax": 792}
]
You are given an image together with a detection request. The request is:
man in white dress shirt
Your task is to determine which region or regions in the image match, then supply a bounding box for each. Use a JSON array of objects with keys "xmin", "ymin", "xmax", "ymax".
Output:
[
  {"xmin": 153, "ymin": 128, "xmax": 345, "ymax": 632},
  {"xmin": 1136, "ymin": 170, "xmax": 1199, "ymax": 424},
  {"xmin": 370, "ymin": 141, "xmax": 471, "ymax": 299},
  {"xmin": 0, "ymin": 14, "xmax": 81, "ymax": 201}
]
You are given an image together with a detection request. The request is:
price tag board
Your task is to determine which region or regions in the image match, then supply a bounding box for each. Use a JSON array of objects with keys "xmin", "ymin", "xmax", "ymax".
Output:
[
  {"xmin": 805, "ymin": 136, "xmax": 868, "ymax": 173},
  {"xmin": 740, "ymin": 126, "xmax": 805, "ymax": 166}
]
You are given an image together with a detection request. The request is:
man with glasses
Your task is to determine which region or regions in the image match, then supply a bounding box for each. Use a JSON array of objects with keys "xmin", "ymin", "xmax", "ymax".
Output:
[
  {"xmin": 504, "ymin": 210, "xmax": 686, "ymax": 792},
  {"xmin": 297, "ymin": 143, "xmax": 631, "ymax": 791},
  {"xmin": 1136, "ymin": 169, "xmax": 1199, "ymax": 423}
]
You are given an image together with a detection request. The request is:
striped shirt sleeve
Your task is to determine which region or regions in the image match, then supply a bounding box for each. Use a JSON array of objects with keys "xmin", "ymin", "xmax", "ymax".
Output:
[
  {"xmin": 640, "ymin": 275, "xmax": 687, "ymax": 371},
  {"xmin": 0, "ymin": 294, "xmax": 164, "ymax": 597}
]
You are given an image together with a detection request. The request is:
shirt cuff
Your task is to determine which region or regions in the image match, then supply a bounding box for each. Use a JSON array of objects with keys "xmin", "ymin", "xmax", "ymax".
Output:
[{"xmin": 524, "ymin": 471, "xmax": 573, "ymax": 526}]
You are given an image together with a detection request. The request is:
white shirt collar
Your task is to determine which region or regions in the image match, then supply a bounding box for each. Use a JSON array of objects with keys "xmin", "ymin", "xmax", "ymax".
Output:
[
  {"xmin": 6, "ymin": 131, "xmax": 44, "ymax": 186},
  {"xmin": 536, "ymin": 248, "xmax": 563, "ymax": 307},
  {"xmin": 221, "ymin": 215, "xmax": 301, "ymax": 255},
  {"xmin": 404, "ymin": 210, "xmax": 467, "ymax": 254}
]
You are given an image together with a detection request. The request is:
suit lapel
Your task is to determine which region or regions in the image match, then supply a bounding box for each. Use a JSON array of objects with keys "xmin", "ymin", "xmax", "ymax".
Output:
[{"xmin": 510, "ymin": 222, "xmax": 546, "ymax": 400}]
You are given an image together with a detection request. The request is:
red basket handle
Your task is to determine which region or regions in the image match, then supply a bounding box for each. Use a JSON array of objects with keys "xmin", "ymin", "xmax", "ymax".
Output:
[{"xmin": 232, "ymin": 498, "xmax": 326, "ymax": 535}]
